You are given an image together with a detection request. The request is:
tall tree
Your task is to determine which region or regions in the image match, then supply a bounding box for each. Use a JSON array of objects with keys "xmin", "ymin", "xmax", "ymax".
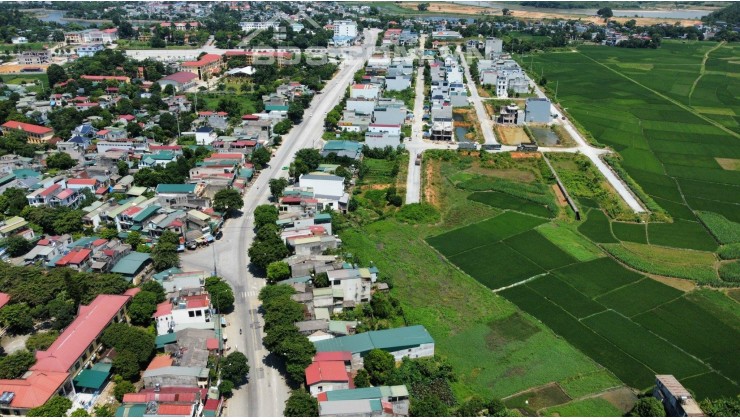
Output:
[
  {"xmin": 284, "ymin": 390, "xmax": 319, "ymax": 417},
  {"xmin": 46, "ymin": 64, "xmax": 68, "ymax": 87},
  {"xmin": 151, "ymin": 230, "xmax": 180, "ymax": 271},
  {"xmin": 27, "ymin": 396, "xmax": 73, "ymax": 417},
  {"xmin": 630, "ymin": 397, "xmax": 666, "ymax": 417},
  {"xmin": 253, "ymin": 205, "xmax": 278, "ymax": 229},
  {"xmin": 221, "ymin": 351, "xmax": 250, "ymax": 385},
  {"xmin": 269, "ymin": 177, "xmax": 289, "ymax": 200},
  {"xmin": 213, "ymin": 188, "xmax": 244, "ymax": 216},
  {"xmin": 363, "ymin": 349, "xmax": 395, "ymax": 385}
]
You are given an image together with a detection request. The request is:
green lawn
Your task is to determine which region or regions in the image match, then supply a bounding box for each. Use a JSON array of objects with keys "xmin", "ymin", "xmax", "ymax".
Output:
[{"xmin": 543, "ymin": 397, "xmax": 624, "ymax": 417}]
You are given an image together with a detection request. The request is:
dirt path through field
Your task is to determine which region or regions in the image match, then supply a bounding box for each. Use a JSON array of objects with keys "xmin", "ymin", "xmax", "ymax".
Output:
[
  {"xmin": 689, "ymin": 41, "xmax": 725, "ymax": 101},
  {"xmin": 423, "ymin": 160, "xmax": 440, "ymax": 207}
]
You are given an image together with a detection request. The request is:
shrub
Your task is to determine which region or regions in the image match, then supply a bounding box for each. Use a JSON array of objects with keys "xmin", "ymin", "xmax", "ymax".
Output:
[
  {"xmin": 696, "ymin": 212, "xmax": 740, "ymax": 244},
  {"xmin": 719, "ymin": 261, "xmax": 740, "ymax": 283},
  {"xmin": 395, "ymin": 203, "xmax": 440, "ymax": 224},
  {"xmin": 718, "ymin": 243, "xmax": 740, "ymax": 260}
]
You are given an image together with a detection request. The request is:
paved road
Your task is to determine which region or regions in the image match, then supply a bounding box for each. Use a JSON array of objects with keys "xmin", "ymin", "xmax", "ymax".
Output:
[
  {"xmin": 406, "ymin": 35, "xmax": 427, "ymax": 205},
  {"xmin": 458, "ymin": 47, "xmax": 499, "ymax": 145},
  {"xmin": 181, "ymin": 29, "xmax": 380, "ymax": 417}
]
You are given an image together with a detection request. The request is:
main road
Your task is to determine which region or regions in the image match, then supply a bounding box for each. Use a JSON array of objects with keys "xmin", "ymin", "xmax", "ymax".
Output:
[{"xmin": 182, "ymin": 29, "xmax": 380, "ymax": 417}]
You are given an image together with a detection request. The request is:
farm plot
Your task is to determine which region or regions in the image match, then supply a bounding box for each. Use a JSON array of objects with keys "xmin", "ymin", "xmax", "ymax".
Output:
[
  {"xmin": 527, "ymin": 275, "xmax": 606, "ymax": 319},
  {"xmin": 535, "ymin": 223, "xmax": 604, "ymax": 262},
  {"xmin": 553, "ymin": 258, "xmax": 644, "ymax": 299},
  {"xmin": 611, "ymin": 222, "xmax": 648, "ymax": 244},
  {"xmin": 426, "ymin": 211, "xmax": 546, "ymax": 257},
  {"xmin": 582, "ymin": 311, "xmax": 709, "ymax": 379},
  {"xmin": 696, "ymin": 211, "xmax": 740, "ymax": 244},
  {"xmin": 448, "ymin": 243, "xmax": 544, "ymax": 290},
  {"xmin": 648, "ymin": 219, "xmax": 718, "ymax": 251},
  {"xmin": 468, "ymin": 191, "xmax": 554, "ymax": 218},
  {"xmin": 543, "ymin": 397, "xmax": 624, "ymax": 417},
  {"xmin": 578, "ymin": 210, "xmax": 617, "ymax": 244},
  {"xmin": 503, "ymin": 230, "xmax": 577, "ymax": 271},
  {"xmin": 602, "ymin": 242, "xmax": 719, "ymax": 283},
  {"xmin": 595, "ymin": 278, "xmax": 684, "ymax": 317}
]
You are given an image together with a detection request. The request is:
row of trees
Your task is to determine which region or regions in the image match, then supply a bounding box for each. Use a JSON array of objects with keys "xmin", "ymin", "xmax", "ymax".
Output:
[{"xmin": 248, "ymin": 204, "xmax": 289, "ymax": 272}]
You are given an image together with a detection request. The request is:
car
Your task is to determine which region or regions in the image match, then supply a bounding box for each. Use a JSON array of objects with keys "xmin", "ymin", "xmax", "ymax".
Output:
[{"xmin": 282, "ymin": 166, "xmax": 289, "ymax": 170}]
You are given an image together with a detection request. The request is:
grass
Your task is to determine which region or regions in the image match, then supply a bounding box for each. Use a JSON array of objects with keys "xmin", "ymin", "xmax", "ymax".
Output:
[
  {"xmin": 543, "ymin": 397, "xmax": 623, "ymax": 417},
  {"xmin": 719, "ymin": 261, "xmax": 740, "ymax": 283},
  {"xmin": 198, "ymin": 93, "xmax": 257, "ymax": 116},
  {"xmin": 362, "ymin": 159, "xmax": 397, "ymax": 185},
  {"xmin": 528, "ymin": 275, "xmax": 606, "ymax": 319},
  {"xmin": 602, "ymin": 242, "xmax": 719, "ymax": 283},
  {"xmin": 536, "ymin": 222, "xmax": 604, "ymax": 262},
  {"xmin": 611, "ymin": 222, "xmax": 648, "ymax": 244},
  {"xmin": 0, "ymin": 42, "xmax": 49, "ymax": 51},
  {"xmin": 448, "ymin": 242, "xmax": 545, "ymax": 290},
  {"xmin": 559, "ymin": 370, "xmax": 622, "ymax": 399},
  {"xmin": 468, "ymin": 191, "xmax": 554, "ymax": 218},
  {"xmin": 552, "ymin": 257, "xmax": 644, "ymax": 299},
  {"xmin": 504, "ymin": 230, "xmax": 578, "ymax": 271},
  {"xmin": 504, "ymin": 384, "xmax": 571, "ymax": 416},
  {"xmin": 648, "ymin": 219, "xmax": 718, "ymax": 252},
  {"xmin": 578, "ymin": 209, "xmax": 617, "ymax": 243}
]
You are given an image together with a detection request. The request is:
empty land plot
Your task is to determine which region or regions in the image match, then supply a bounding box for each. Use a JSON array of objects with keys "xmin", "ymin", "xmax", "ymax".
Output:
[
  {"xmin": 362, "ymin": 159, "xmax": 396, "ymax": 185},
  {"xmin": 468, "ymin": 191, "xmax": 554, "ymax": 218},
  {"xmin": 427, "ymin": 211, "xmax": 546, "ymax": 257},
  {"xmin": 595, "ymin": 278, "xmax": 684, "ymax": 317},
  {"xmin": 634, "ymin": 297, "xmax": 740, "ymax": 385},
  {"xmin": 495, "ymin": 125, "xmax": 531, "ymax": 145},
  {"xmin": 553, "ymin": 258, "xmax": 644, "ymax": 299},
  {"xmin": 528, "ymin": 275, "xmax": 606, "ymax": 319},
  {"xmin": 648, "ymin": 219, "xmax": 718, "ymax": 251},
  {"xmin": 542, "ymin": 397, "xmax": 623, "ymax": 417},
  {"xmin": 602, "ymin": 242, "xmax": 718, "ymax": 283},
  {"xmin": 578, "ymin": 210, "xmax": 617, "ymax": 243},
  {"xmin": 535, "ymin": 223, "xmax": 604, "ymax": 262},
  {"xmin": 559, "ymin": 370, "xmax": 622, "ymax": 399},
  {"xmin": 582, "ymin": 311, "xmax": 709, "ymax": 379},
  {"xmin": 449, "ymin": 243, "xmax": 544, "ymax": 290},
  {"xmin": 715, "ymin": 157, "xmax": 740, "ymax": 171},
  {"xmin": 504, "ymin": 383, "xmax": 571, "ymax": 416},
  {"xmin": 611, "ymin": 222, "xmax": 648, "ymax": 244},
  {"xmin": 503, "ymin": 230, "xmax": 578, "ymax": 271},
  {"xmin": 501, "ymin": 286, "xmax": 656, "ymax": 390}
]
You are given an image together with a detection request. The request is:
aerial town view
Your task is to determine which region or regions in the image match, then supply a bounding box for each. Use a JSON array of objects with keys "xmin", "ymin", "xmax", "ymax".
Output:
[{"xmin": 0, "ymin": 0, "xmax": 737, "ymax": 417}]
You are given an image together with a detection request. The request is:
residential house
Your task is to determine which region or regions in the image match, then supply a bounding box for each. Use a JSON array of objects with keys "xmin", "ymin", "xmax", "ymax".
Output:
[
  {"xmin": 320, "ymin": 141, "xmax": 362, "ymax": 160},
  {"xmin": 653, "ymin": 375, "xmax": 704, "ymax": 417},
  {"xmin": 525, "ymin": 97, "xmax": 552, "ymax": 123},
  {"xmin": 0, "ymin": 216, "xmax": 35, "ymax": 241},
  {"xmin": 154, "ymin": 294, "xmax": 213, "ymax": 335},
  {"xmin": 195, "ymin": 126, "xmax": 217, "ymax": 146},
  {"xmin": 77, "ymin": 44, "xmax": 104, "ymax": 57},
  {"xmin": 158, "ymin": 72, "xmax": 198, "ymax": 92},
  {"xmin": 314, "ymin": 325, "xmax": 435, "ymax": 370},
  {"xmin": 350, "ymin": 84, "xmax": 380, "ymax": 100},
  {"xmin": 155, "ymin": 183, "xmax": 209, "ymax": 209},
  {"xmin": 319, "ymin": 385, "xmax": 410, "ymax": 417},
  {"xmin": 305, "ymin": 361, "xmax": 351, "ymax": 397},
  {"xmin": 18, "ymin": 50, "xmax": 51, "ymax": 65},
  {"xmin": 365, "ymin": 132, "xmax": 401, "ymax": 149},
  {"xmin": 498, "ymin": 103, "xmax": 523, "ymax": 125}
]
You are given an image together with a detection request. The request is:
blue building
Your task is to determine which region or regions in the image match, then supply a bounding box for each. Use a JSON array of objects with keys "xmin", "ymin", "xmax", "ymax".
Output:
[{"xmin": 77, "ymin": 44, "xmax": 104, "ymax": 58}]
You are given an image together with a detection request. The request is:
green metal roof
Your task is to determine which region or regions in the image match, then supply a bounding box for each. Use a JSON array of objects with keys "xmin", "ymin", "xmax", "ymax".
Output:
[
  {"xmin": 68, "ymin": 236, "xmax": 100, "ymax": 248},
  {"xmin": 314, "ymin": 325, "xmax": 434, "ymax": 355},
  {"xmin": 110, "ymin": 252, "xmax": 152, "ymax": 278},
  {"xmin": 322, "ymin": 140, "xmax": 362, "ymax": 152},
  {"xmin": 324, "ymin": 387, "xmax": 382, "ymax": 401},
  {"xmin": 132, "ymin": 205, "xmax": 161, "ymax": 223},
  {"xmin": 265, "ymin": 104, "xmax": 289, "ymax": 111},
  {"xmin": 155, "ymin": 332, "xmax": 177, "ymax": 349},
  {"xmin": 153, "ymin": 267, "xmax": 183, "ymax": 283},
  {"xmin": 0, "ymin": 174, "xmax": 15, "ymax": 185},
  {"xmin": 90, "ymin": 362, "xmax": 113, "ymax": 373},
  {"xmin": 115, "ymin": 404, "xmax": 146, "ymax": 417},
  {"xmin": 12, "ymin": 168, "xmax": 40, "ymax": 179},
  {"xmin": 73, "ymin": 368, "xmax": 109, "ymax": 390},
  {"xmin": 156, "ymin": 184, "xmax": 196, "ymax": 194},
  {"xmin": 369, "ymin": 399, "xmax": 383, "ymax": 412},
  {"xmin": 314, "ymin": 213, "xmax": 332, "ymax": 223},
  {"xmin": 278, "ymin": 276, "xmax": 312, "ymax": 285}
]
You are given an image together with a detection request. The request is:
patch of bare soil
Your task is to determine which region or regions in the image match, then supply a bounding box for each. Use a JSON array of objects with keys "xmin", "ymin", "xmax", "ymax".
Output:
[
  {"xmin": 599, "ymin": 387, "xmax": 638, "ymax": 414},
  {"xmin": 646, "ymin": 274, "xmax": 697, "ymax": 292},
  {"xmin": 423, "ymin": 160, "xmax": 440, "ymax": 207},
  {"xmin": 552, "ymin": 184, "xmax": 568, "ymax": 207}
]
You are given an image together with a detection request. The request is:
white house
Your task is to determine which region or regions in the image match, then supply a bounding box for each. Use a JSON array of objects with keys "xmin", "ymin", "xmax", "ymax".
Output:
[
  {"xmin": 11, "ymin": 36, "xmax": 28, "ymax": 44},
  {"xmin": 299, "ymin": 174, "xmax": 345, "ymax": 199},
  {"xmin": 195, "ymin": 126, "xmax": 217, "ymax": 146},
  {"xmin": 350, "ymin": 84, "xmax": 380, "ymax": 100},
  {"xmin": 305, "ymin": 361, "xmax": 351, "ymax": 397},
  {"xmin": 367, "ymin": 123, "xmax": 401, "ymax": 136},
  {"xmin": 333, "ymin": 20, "xmax": 357, "ymax": 38},
  {"xmin": 153, "ymin": 294, "xmax": 213, "ymax": 335}
]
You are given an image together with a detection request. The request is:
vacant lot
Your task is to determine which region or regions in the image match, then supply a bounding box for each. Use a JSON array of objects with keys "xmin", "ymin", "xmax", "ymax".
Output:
[{"xmin": 495, "ymin": 125, "xmax": 531, "ymax": 145}]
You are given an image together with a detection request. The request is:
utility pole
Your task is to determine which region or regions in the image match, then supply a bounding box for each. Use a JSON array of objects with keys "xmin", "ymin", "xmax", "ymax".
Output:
[{"xmin": 211, "ymin": 239, "xmax": 218, "ymax": 277}]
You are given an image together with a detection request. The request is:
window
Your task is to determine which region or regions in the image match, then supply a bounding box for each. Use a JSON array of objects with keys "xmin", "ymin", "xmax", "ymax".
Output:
[
  {"xmin": 188, "ymin": 310, "xmax": 195, "ymax": 317},
  {"xmin": 195, "ymin": 310, "xmax": 202, "ymax": 317}
]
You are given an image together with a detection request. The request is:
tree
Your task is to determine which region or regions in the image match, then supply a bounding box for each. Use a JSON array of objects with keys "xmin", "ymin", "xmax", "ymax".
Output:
[
  {"xmin": 248, "ymin": 234, "xmax": 289, "ymax": 271},
  {"xmin": 126, "ymin": 230, "xmax": 142, "ymax": 249},
  {"xmin": 140, "ymin": 281, "xmax": 166, "ymax": 303},
  {"xmin": 46, "ymin": 64, "xmax": 68, "ymax": 88},
  {"xmin": 410, "ymin": 396, "xmax": 449, "ymax": 417},
  {"xmin": 597, "ymin": 7, "xmax": 613, "ymax": 19},
  {"xmin": 163, "ymin": 84, "xmax": 175, "ymax": 96},
  {"xmin": 250, "ymin": 147, "xmax": 271, "ymax": 169},
  {"xmin": 0, "ymin": 236, "xmax": 32, "ymax": 257},
  {"xmin": 100, "ymin": 227, "xmax": 119, "ymax": 240},
  {"xmin": 0, "ymin": 303, "xmax": 34, "ymax": 334},
  {"xmin": 128, "ymin": 291, "xmax": 159, "ymax": 326},
  {"xmin": 1, "ymin": 188, "xmax": 31, "ymax": 216},
  {"xmin": 294, "ymin": 149, "xmax": 321, "ymax": 173},
  {"xmin": 26, "ymin": 331, "xmax": 60, "ymax": 351},
  {"xmin": 313, "ymin": 272, "xmax": 329, "ymax": 288},
  {"xmin": 70, "ymin": 408, "xmax": 90, "ymax": 417},
  {"xmin": 218, "ymin": 379, "xmax": 234, "ymax": 398},
  {"xmin": 284, "ymin": 389, "xmax": 319, "ymax": 417},
  {"xmin": 205, "ymin": 277, "xmax": 235, "ymax": 313},
  {"xmin": 363, "ymin": 349, "xmax": 395, "ymax": 385},
  {"xmin": 502, "ymin": 8, "xmax": 510, "ymax": 15},
  {"xmin": 254, "ymin": 205, "xmax": 278, "ymax": 229},
  {"xmin": 266, "ymin": 261, "xmax": 291, "ymax": 283},
  {"xmin": 52, "ymin": 209, "xmax": 85, "ymax": 235},
  {"xmin": 0, "ymin": 351, "xmax": 36, "ymax": 379},
  {"xmin": 486, "ymin": 398, "xmax": 508, "ymax": 416},
  {"xmin": 113, "ymin": 380, "xmax": 136, "ymax": 402},
  {"xmin": 417, "ymin": 2, "xmax": 430, "ymax": 11},
  {"xmin": 101, "ymin": 323, "xmax": 155, "ymax": 365},
  {"xmin": 631, "ymin": 397, "xmax": 666, "ymax": 417},
  {"xmin": 269, "ymin": 177, "xmax": 289, "ymax": 199},
  {"xmin": 93, "ymin": 405, "xmax": 116, "ymax": 417},
  {"xmin": 273, "ymin": 119, "xmax": 293, "ymax": 135},
  {"xmin": 354, "ymin": 369, "xmax": 371, "ymax": 388},
  {"xmin": 701, "ymin": 397, "xmax": 740, "ymax": 417},
  {"xmin": 46, "ymin": 152, "xmax": 77, "ymax": 170},
  {"xmin": 213, "ymin": 189, "xmax": 244, "ymax": 216},
  {"xmin": 221, "ymin": 351, "xmax": 250, "ymax": 385},
  {"xmin": 151, "ymin": 230, "xmax": 180, "ymax": 271},
  {"xmin": 27, "ymin": 396, "xmax": 73, "ymax": 417},
  {"xmin": 117, "ymin": 160, "xmax": 129, "ymax": 177},
  {"xmin": 113, "ymin": 350, "xmax": 142, "ymax": 381},
  {"xmin": 456, "ymin": 396, "xmax": 485, "ymax": 417}
]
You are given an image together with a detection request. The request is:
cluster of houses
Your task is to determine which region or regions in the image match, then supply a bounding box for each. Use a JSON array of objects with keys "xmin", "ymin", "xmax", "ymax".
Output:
[
  {"xmin": 476, "ymin": 39, "xmax": 531, "ymax": 99},
  {"xmin": 426, "ymin": 46, "xmax": 468, "ymax": 142}
]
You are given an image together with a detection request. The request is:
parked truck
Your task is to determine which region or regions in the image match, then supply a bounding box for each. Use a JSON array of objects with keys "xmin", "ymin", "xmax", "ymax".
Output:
[
  {"xmin": 517, "ymin": 144, "xmax": 539, "ymax": 152},
  {"xmin": 415, "ymin": 156, "xmax": 421, "ymax": 166}
]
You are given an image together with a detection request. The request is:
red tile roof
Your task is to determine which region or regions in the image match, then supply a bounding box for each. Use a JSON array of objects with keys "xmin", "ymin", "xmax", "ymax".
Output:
[
  {"xmin": 1, "ymin": 120, "xmax": 53, "ymax": 135},
  {"xmin": 157, "ymin": 404, "xmax": 193, "ymax": 416},
  {"xmin": 206, "ymin": 338, "xmax": 219, "ymax": 351},
  {"xmin": 203, "ymin": 398, "xmax": 221, "ymax": 411},
  {"xmin": 92, "ymin": 238, "xmax": 108, "ymax": 247},
  {"xmin": 183, "ymin": 54, "xmax": 221, "ymax": 67},
  {"xmin": 162, "ymin": 71, "xmax": 198, "ymax": 84},
  {"xmin": 0, "ymin": 292, "xmax": 10, "ymax": 310},
  {"xmin": 67, "ymin": 178, "xmax": 97, "ymax": 186},
  {"xmin": 122, "ymin": 206, "xmax": 142, "ymax": 217},
  {"xmin": 153, "ymin": 301, "xmax": 172, "ymax": 318},
  {"xmin": 241, "ymin": 114, "xmax": 259, "ymax": 120},
  {"xmin": 0, "ymin": 371, "xmax": 69, "ymax": 409},
  {"xmin": 184, "ymin": 294, "xmax": 209, "ymax": 309},
  {"xmin": 305, "ymin": 361, "xmax": 350, "ymax": 386},
  {"xmin": 313, "ymin": 351, "xmax": 352, "ymax": 362},
  {"xmin": 39, "ymin": 184, "xmax": 61, "ymax": 197},
  {"xmin": 54, "ymin": 188, "xmax": 75, "ymax": 200},
  {"xmin": 31, "ymin": 294, "xmax": 130, "ymax": 373},
  {"xmin": 123, "ymin": 288, "xmax": 140, "ymax": 297},
  {"xmin": 118, "ymin": 114, "xmax": 135, "ymax": 121},
  {"xmin": 146, "ymin": 354, "xmax": 173, "ymax": 371},
  {"xmin": 56, "ymin": 248, "xmax": 91, "ymax": 266},
  {"xmin": 210, "ymin": 153, "xmax": 243, "ymax": 160}
]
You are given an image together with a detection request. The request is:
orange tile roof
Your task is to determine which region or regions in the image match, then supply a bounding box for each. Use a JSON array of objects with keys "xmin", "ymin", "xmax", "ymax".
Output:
[
  {"xmin": 0, "ymin": 371, "xmax": 69, "ymax": 409},
  {"xmin": 305, "ymin": 361, "xmax": 349, "ymax": 386},
  {"xmin": 157, "ymin": 404, "xmax": 193, "ymax": 416},
  {"xmin": 146, "ymin": 354, "xmax": 173, "ymax": 371},
  {"xmin": 1, "ymin": 120, "xmax": 53, "ymax": 135}
]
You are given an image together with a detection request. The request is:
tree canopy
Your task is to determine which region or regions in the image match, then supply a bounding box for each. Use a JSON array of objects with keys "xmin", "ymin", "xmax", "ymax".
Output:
[
  {"xmin": 630, "ymin": 397, "xmax": 666, "ymax": 417},
  {"xmin": 266, "ymin": 261, "xmax": 291, "ymax": 284},
  {"xmin": 27, "ymin": 396, "xmax": 73, "ymax": 417},
  {"xmin": 284, "ymin": 389, "xmax": 319, "ymax": 417},
  {"xmin": 205, "ymin": 276, "xmax": 235, "ymax": 313},
  {"xmin": 213, "ymin": 188, "xmax": 244, "ymax": 216},
  {"xmin": 45, "ymin": 152, "xmax": 77, "ymax": 170},
  {"xmin": 254, "ymin": 205, "xmax": 278, "ymax": 229},
  {"xmin": 151, "ymin": 230, "xmax": 181, "ymax": 271},
  {"xmin": 221, "ymin": 351, "xmax": 250, "ymax": 385},
  {"xmin": 0, "ymin": 351, "xmax": 36, "ymax": 379}
]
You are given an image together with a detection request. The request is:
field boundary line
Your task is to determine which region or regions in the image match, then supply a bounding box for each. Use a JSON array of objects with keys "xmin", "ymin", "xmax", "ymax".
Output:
[
  {"xmin": 626, "ymin": 293, "xmax": 689, "ymax": 320},
  {"xmin": 491, "ymin": 273, "xmax": 547, "ymax": 293},
  {"xmin": 591, "ymin": 276, "xmax": 648, "ymax": 301},
  {"xmin": 688, "ymin": 41, "xmax": 725, "ymax": 102},
  {"xmin": 579, "ymin": 52, "xmax": 740, "ymax": 140}
]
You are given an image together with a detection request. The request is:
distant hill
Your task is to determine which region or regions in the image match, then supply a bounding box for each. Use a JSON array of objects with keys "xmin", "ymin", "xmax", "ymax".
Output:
[{"xmin": 703, "ymin": 2, "xmax": 740, "ymax": 25}]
